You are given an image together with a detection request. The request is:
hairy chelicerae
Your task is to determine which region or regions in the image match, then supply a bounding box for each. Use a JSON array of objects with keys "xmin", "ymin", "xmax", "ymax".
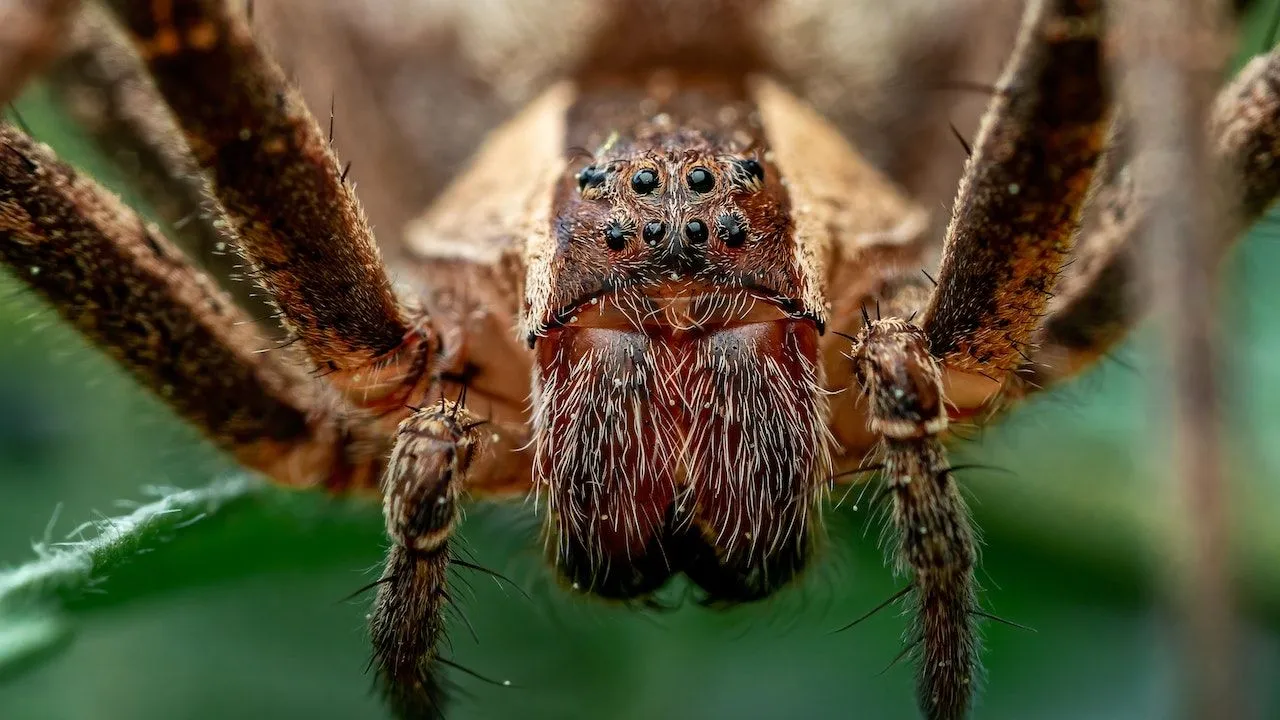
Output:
[
  {"xmin": 0, "ymin": 0, "xmax": 1271, "ymax": 718},
  {"xmin": 534, "ymin": 301, "xmax": 834, "ymax": 601}
]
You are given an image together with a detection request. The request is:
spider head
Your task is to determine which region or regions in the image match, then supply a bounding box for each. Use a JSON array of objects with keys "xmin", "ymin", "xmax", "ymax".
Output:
[
  {"xmin": 525, "ymin": 131, "xmax": 832, "ymax": 603},
  {"xmin": 526, "ymin": 146, "xmax": 823, "ymax": 341}
]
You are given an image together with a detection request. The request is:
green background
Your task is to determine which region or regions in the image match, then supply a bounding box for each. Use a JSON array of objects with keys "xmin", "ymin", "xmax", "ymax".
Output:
[{"xmin": 3, "ymin": 10, "xmax": 1280, "ymax": 720}]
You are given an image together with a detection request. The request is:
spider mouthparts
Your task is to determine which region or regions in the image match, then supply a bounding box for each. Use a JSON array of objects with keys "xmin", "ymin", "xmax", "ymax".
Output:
[
  {"xmin": 542, "ymin": 284, "xmax": 813, "ymax": 336},
  {"xmin": 533, "ymin": 310, "xmax": 830, "ymax": 604}
]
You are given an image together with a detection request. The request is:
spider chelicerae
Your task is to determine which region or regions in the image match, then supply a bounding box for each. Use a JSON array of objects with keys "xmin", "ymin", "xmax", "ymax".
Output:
[{"xmin": 1, "ymin": 0, "xmax": 1274, "ymax": 718}]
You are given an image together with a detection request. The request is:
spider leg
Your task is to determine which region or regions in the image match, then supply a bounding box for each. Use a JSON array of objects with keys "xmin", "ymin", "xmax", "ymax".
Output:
[
  {"xmin": 848, "ymin": 319, "xmax": 977, "ymax": 720},
  {"xmin": 1111, "ymin": 3, "xmax": 1238, "ymax": 717},
  {"xmin": 0, "ymin": 122, "xmax": 384, "ymax": 490},
  {"xmin": 0, "ymin": 0, "xmax": 77, "ymax": 105},
  {"xmin": 371, "ymin": 400, "xmax": 521, "ymax": 720},
  {"xmin": 835, "ymin": 2, "xmax": 1107, "ymax": 717},
  {"xmin": 919, "ymin": 0, "xmax": 1109, "ymax": 401},
  {"xmin": 1031, "ymin": 46, "xmax": 1280, "ymax": 387},
  {"xmin": 42, "ymin": 4, "xmax": 268, "ymax": 318},
  {"xmin": 99, "ymin": 0, "xmax": 435, "ymax": 411}
]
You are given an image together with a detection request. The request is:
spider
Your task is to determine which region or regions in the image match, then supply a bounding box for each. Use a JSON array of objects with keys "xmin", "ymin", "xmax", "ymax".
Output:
[{"xmin": 1, "ymin": 0, "xmax": 1275, "ymax": 718}]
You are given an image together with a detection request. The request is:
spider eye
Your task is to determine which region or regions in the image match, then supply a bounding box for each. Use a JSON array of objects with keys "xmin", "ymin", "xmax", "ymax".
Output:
[
  {"xmin": 642, "ymin": 220, "xmax": 666, "ymax": 246},
  {"xmin": 576, "ymin": 165, "xmax": 607, "ymax": 192},
  {"xmin": 631, "ymin": 168, "xmax": 660, "ymax": 195},
  {"xmin": 603, "ymin": 221, "xmax": 629, "ymax": 251},
  {"xmin": 735, "ymin": 159, "xmax": 765, "ymax": 186},
  {"xmin": 717, "ymin": 214, "xmax": 747, "ymax": 248},
  {"xmin": 687, "ymin": 167, "xmax": 715, "ymax": 193},
  {"xmin": 685, "ymin": 219, "xmax": 708, "ymax": 244}
]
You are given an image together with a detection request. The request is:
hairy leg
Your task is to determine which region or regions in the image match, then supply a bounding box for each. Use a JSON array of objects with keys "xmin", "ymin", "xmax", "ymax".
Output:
[
  {"xmin": 1031, "ymin": 45, "xmax": 1280, "ymax": 387},
  {"xmin": 0, "ymin": 122, "xmax": 383, "ymax": 490},
  {"xmin": 100, "ymin": 0, "xmax": 436, "ymax": 411},
  {"xmin": 42, "ymin": 4, "xmax": 269, "ymax": 317},
  {"xmin": 848, "ymin": 319, "xmax": 977, "ymax": 720},
  {"xmin": 2, "ymin": 114, "xmax": 531, "ymax": 716},
  {"xmin": 834, "ymin": 2, "xmax": 1108, "ymax": 717},
  {"xmin": 371, "ymin": 400, "xmax": 526, "ymax": 719},
  {"xmin": 7, "ymin": 10, "xmax": 536, "ymax": 712},
  {"xmin": 919, "ymin": 0, "xmax": 1108, "ymax": 407}
]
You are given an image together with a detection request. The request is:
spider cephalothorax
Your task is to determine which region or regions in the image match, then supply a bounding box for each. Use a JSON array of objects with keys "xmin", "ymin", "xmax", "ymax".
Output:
[
  {"xmin": 528, "ymin": 75, "xmax": 833, "ymax": 602},
  {"xmin": 1, "ymin": 0, "xmax": 1273, "ymax": 719}
]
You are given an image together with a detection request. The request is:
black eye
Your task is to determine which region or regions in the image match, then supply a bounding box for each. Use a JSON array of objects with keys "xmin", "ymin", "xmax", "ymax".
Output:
[
  {"xmin": 687, "ymin": 167, "xmax": 715, "ymax": 193},
  {"xmin": 577, "ymin": 165, "xmax": 606, "ymax": 192},
  {"xmin": 685, "ymin": 219, "xmax": 708, "ymax": 244},
  {"xmin": 717, "ymin": 214, "xmax": 747, "ymax": 248},
  {"xmin": 603, "ymin": 221, "xmax": 629, "ymax": 251},
  {"xmin": 737, "ymin": 159, "xmax": 765, "ymax": 185},
  {"xmin": 631, "ymin": 168, "xmax": 660, "ymax": 195},
  {"xmin": 642, "ymin": 220, "xmax": 666, "ymax": 246}
]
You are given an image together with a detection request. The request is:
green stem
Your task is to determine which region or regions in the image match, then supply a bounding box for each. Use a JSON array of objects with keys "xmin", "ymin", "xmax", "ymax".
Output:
[
  {"xmin": 0, "ymin": 476, "xmax": 264, "ymax": 674},
  {"xmin": 0, "ymin": 475, "xmax": 263, "ymax": 614},
  {"xmin": 0, "ymin": 474, "xmax": 389, "ymax": 680}
]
